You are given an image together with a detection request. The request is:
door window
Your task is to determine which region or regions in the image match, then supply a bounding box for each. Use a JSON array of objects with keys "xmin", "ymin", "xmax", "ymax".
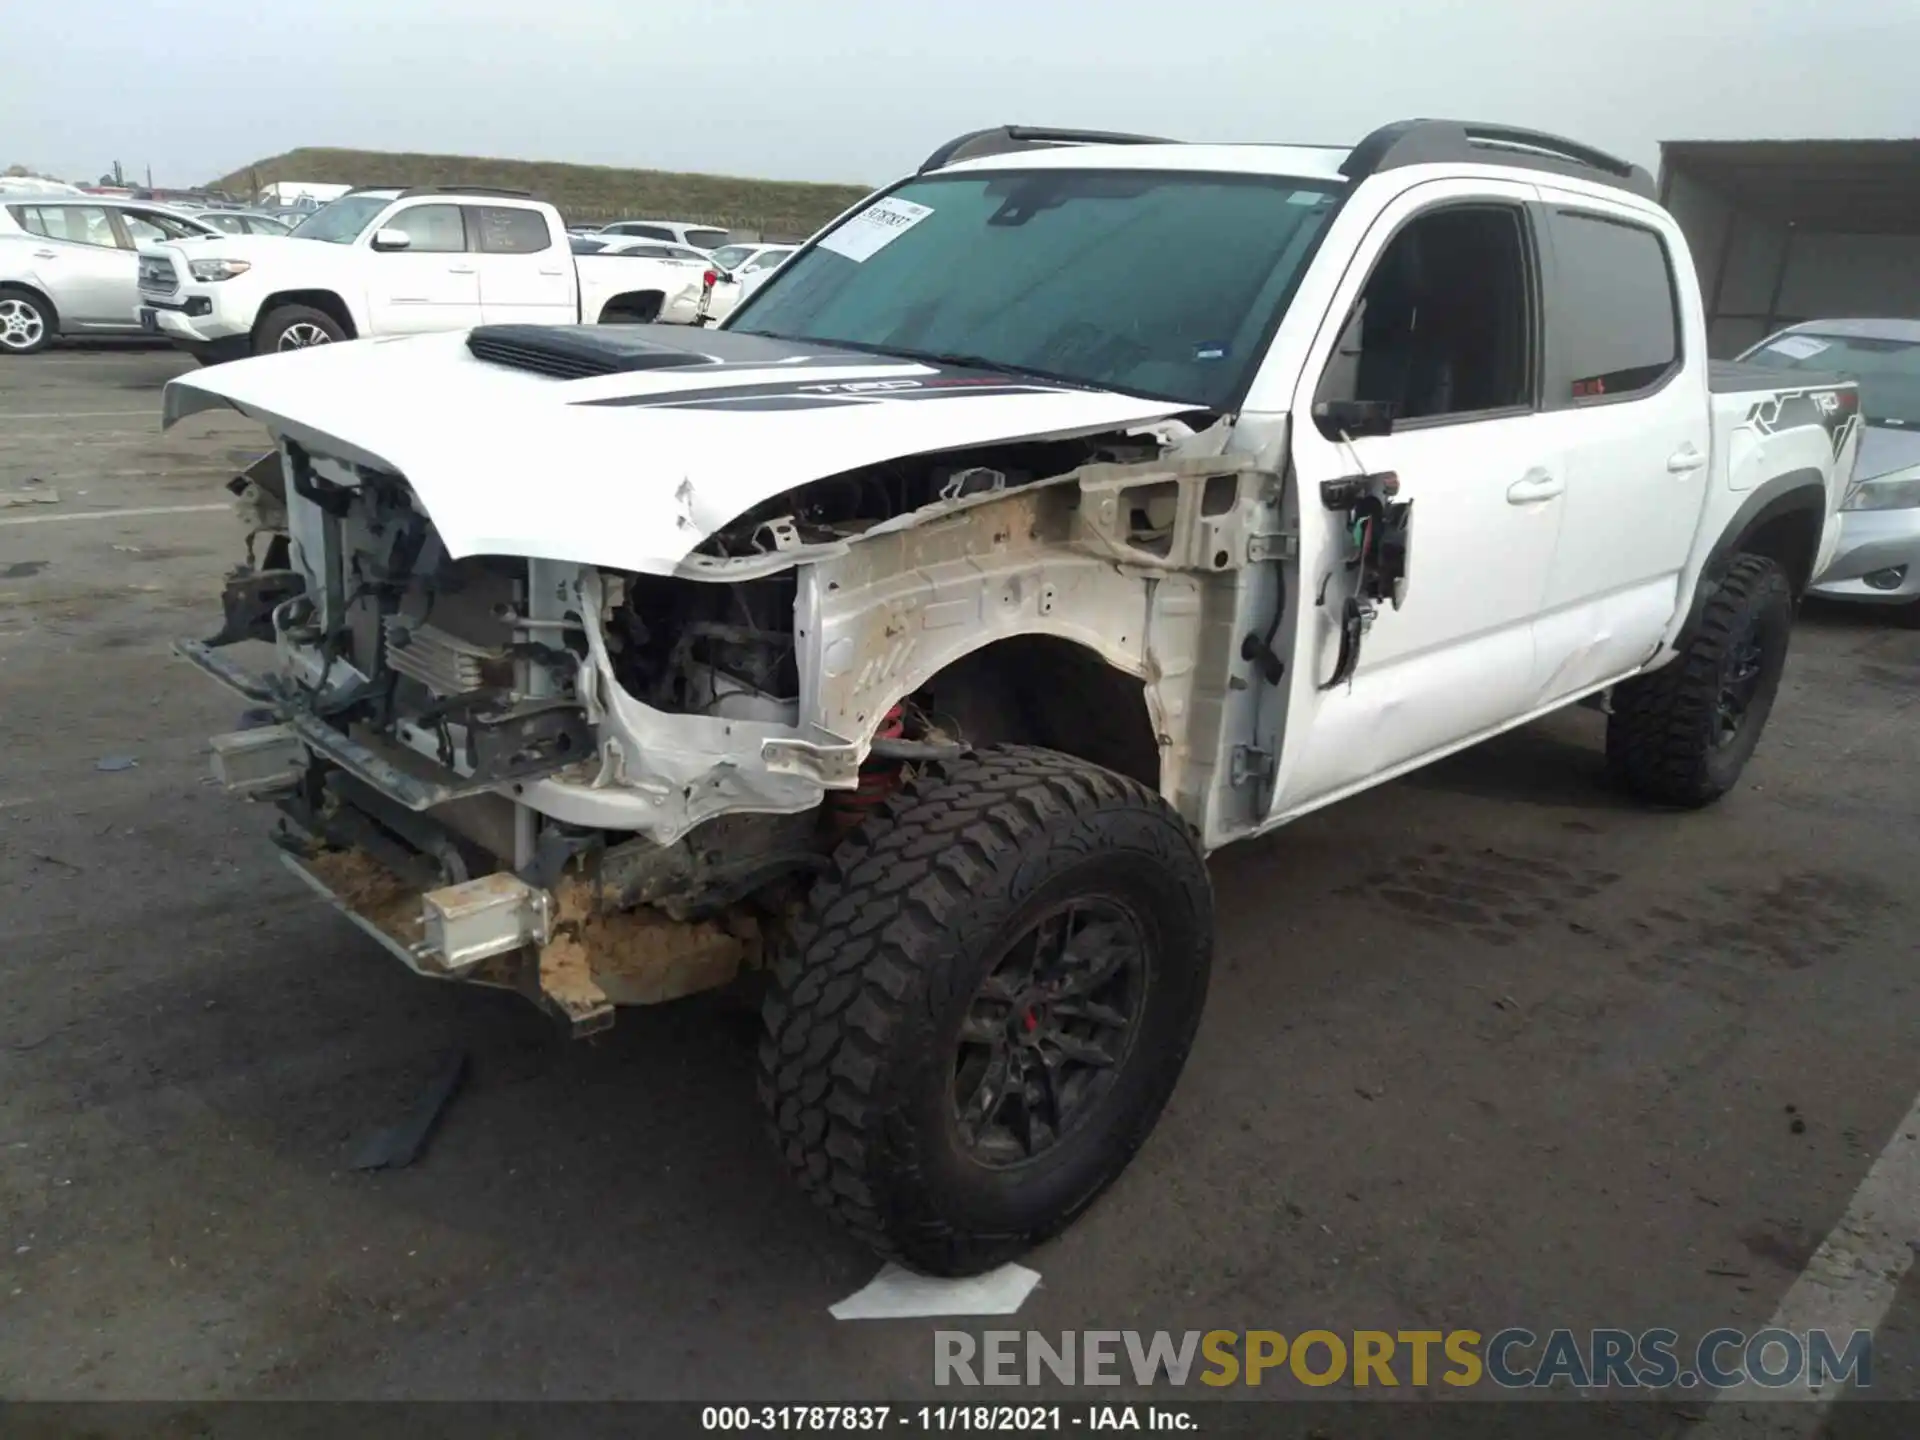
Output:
[
  {"xmin": 382, "ymin": 204, "xmax": 467, "ymax": 252},
  {"xmin": 1544, "ymin": 211, "xmax": 1679, "ymax": 401},
  {"xmin": 16, "ymin": 205, "xmax": 117, "ymax": 247},
  {"xmin": 118, "ymin": 210, "xmax": 208, "ymax": 247},
  {"xmin": 468, "ymin": 206, "xmax": 551, "ymax": 254},
  {"xmin": 1315, "ymin": 205, "xmax": 1534, "ymax": 433}
]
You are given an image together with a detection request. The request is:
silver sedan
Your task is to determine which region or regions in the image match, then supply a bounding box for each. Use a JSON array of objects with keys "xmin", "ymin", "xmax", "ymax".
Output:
[
  {"xmin": 1738, "ymin": 317, "xmax": 1920, "ymax": 625},
  {"xmin": 0, "ymin": 198, "xmax": 220, "ymax": 355}
]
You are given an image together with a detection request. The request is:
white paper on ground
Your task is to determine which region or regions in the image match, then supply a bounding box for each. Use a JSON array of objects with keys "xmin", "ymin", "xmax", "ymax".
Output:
[
  {"xmin": 1766, "ymin": 334, "xmax": 1832, "ymax": 361},
  {"xmin": 817, "ymin": 197, "xmax": 934, "ymax": 263},
  {"xmin": 829, "ymin": 1261, "xmax": 1041, "ymax": 1320}
]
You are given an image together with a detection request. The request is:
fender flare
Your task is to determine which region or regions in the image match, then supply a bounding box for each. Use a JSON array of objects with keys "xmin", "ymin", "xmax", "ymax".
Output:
[{"xmin": 1680, "ymin": 467, "xmax": 1827, "ymax": 637}]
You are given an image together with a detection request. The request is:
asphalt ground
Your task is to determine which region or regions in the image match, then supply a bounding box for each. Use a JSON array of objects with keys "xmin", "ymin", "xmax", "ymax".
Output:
[{"xmin": 2, "ymin": 346, "xmax": 1917, "ymax": 1436}]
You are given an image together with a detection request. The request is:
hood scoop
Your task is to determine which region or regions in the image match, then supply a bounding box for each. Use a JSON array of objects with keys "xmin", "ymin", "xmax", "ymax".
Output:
[
  {"xmin": 465, "ymin": 325, "xmax": 875, "ymax": 382},
  {"xmin": 466, "ymin": 325, "xmax": 722, "ymax": 380}
]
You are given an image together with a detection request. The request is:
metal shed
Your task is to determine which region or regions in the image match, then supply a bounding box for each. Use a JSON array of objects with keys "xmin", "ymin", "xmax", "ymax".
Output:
[{"xmin": 1659, "ymin": 139, "xmax": 1920, "ymax": 358}]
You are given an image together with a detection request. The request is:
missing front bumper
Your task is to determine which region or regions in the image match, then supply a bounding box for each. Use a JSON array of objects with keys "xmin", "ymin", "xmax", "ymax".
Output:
[{"xmin": 281, "ymin": 844, "xmax": 759, "ymax": 1038}]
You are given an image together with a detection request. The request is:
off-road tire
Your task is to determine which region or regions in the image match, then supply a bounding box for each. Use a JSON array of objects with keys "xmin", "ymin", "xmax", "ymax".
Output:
[
  {"xmin": 1606, "ymin": 553, "xmax": 1793, "ymax": 807},
  {"xmin": 253, "ymin": 303, "xmax": 345, "ymax": 356},
  {"xmin": 758, "ymin": 745, "xmax": 1213, "ymax": 1275},
  {"xmin": 0, "ymin": 286, "xmax": 55, "ymax": 355}
]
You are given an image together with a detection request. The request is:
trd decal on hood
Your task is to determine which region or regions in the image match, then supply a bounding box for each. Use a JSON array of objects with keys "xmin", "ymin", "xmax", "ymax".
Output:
[
  {"xmin": 573, "ymin": 374, "xmax": 1081, "ymax": 412},
  {"xmin": 1746, "ymin": 387, "xmax": 1861, "ymax": 461}
]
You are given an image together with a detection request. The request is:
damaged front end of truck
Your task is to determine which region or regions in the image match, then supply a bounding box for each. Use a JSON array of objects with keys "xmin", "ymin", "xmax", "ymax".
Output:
[{"xmin": 166, "ymin": 324, "xmax": 1285, "ymax": 1035}]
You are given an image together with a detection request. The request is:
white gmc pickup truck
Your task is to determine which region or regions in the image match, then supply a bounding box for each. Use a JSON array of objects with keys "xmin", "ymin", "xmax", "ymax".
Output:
[
  {"xmin": 137, "ymin": 185, "xmax": 731, "ymax": 363},
  {"xmin": 165, "ymin": 120, "xmax": 1859, "ymax": 1276}
]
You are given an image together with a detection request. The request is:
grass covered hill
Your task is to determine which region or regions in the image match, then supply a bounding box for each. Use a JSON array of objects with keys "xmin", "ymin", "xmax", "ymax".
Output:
[{"xmin": 207, "ymin": 147, "xmax": 873, "ymax": 238}]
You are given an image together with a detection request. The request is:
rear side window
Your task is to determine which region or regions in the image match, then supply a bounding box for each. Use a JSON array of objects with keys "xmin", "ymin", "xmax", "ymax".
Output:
[
  {"xmin": 1548, "ymin": 211, "xmax": 1679, "ymax": 400},
  {"xmin": 14, "ymin": 204, "xmax": 117, "ymax": 247},
  {"xmin": 384, "ymin": 204, "xmax": 466, "ymax": 253},
  {"xmin": 469, "ymin": 206, "xmax": 551, "ymax": 254}
]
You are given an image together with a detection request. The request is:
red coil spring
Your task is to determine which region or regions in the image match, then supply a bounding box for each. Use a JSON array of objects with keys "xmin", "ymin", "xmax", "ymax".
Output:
[{"xmin": 829, "ymin": 703, "xmax": 906, "ymax": 834}]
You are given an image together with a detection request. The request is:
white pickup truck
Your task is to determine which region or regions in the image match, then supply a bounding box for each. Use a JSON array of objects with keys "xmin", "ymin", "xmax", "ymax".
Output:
[
  {"xmin": 137, "ymin": 185, "xmax": 730, "ymax": 363},
  {"xmin": 167, "ymin": 120, "xmax": 1859, "ymax": 1276}
]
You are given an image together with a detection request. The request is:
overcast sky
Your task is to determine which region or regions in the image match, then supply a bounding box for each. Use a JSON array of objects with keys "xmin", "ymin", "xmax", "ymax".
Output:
[{"xmin": 7, "ymin": 0, "xmax": 1916, "ymax": 188}]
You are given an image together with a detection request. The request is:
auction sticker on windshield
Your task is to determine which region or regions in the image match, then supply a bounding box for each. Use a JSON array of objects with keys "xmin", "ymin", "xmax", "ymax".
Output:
[
  {"xmin": 819, "ymin": 197, "xmax": 934, "ymax": 262},
  {"xmin": 1766, "ymin": 335, "xmax": 1832, "ymax": 360}
]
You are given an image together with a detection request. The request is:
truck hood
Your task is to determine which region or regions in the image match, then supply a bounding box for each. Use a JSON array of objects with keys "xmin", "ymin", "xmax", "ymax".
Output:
[
  {"xmin": 150, "ymin": 233, "xmax": 338, "ymax": 265},
  {"xmin": 163, "ymin": 326, "xmax": 1198, "ymax": 574}
]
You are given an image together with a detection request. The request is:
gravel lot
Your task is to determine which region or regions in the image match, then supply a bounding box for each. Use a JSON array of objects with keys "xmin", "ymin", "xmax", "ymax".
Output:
[{"xmin": 2, "ymin": 347, "xmax": 1917, "ymax": 1427}]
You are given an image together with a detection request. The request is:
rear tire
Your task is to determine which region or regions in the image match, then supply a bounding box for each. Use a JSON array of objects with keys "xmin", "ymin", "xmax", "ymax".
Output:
[
  {"xmin": 254, "ymin": 304, "xmax": 345, "ymax": 356},
  {"xmin": 0, "ymin": 286, "xmax": 55, "ymax": 355},
  {"xmin": 1606, "ymin": 553, "xmax": 1793, "ymax": 807},
  {"xmin": 758, "ymin": 745, "xmax": 1213, "ymax": 1276}
]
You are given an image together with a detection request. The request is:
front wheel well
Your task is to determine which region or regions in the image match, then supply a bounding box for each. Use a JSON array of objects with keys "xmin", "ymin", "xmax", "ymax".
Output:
[
  {"xmin": 254, "ymin": 290, "xmax": 356, "ymax": 342},
  {"xmin": 915, "ymin": 635, "xmax": 1162, "ymax": 794}
]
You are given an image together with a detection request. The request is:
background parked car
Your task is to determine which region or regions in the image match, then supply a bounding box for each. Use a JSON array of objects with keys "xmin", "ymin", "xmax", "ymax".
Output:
[
  {"xmin": 710, "ymin": 242, "xmax": 795, "ymax": 299},
  {"xmin": 570, "ymin": 235, "xmax": 710, "ymax": 263},
  {"xmin": 596, "ymin": 219, "xmax": 730, "ymax": 251},
  {"xmin": 0, "ymin": 197, "xmax": 221, "ymax": 354},
  {"xmin": 1740, "ymin": 318, "xmax": 1920, "ymax": 625},
  {"xmin": 191, "ymin": 210, "xmax": 294, "ymax": 237}
]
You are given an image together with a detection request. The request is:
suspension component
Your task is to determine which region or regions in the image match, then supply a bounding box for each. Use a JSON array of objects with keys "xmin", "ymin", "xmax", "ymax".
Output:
[{"xmin": 828, "ymin": 704, "xmax": 906, "ymax": 835}]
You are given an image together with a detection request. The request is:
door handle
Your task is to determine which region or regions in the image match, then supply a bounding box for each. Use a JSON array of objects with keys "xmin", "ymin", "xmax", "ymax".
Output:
[
  {"xmin": 1506, "ymin": 470, "xmax": 1564, "ymax": 505},
  {"xmin": 1666, "ymin": 446, "xmax": 1707, "ymax": 474},
  {"xmin": 32, "ymin": 249, "xmax": 58, "ymax": 260},
  {"xmin": 446, "ymin": 265, "xmax": 476, "ymax": 275},
  {"xmin": 537, "ymin": 267, "xmax": 564, "ymax": 276}
]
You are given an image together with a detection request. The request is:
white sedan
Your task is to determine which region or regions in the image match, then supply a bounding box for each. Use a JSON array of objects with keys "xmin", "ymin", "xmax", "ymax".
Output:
[{"xmin": 711, "ymin": 243, "xmax": 797, "ymax": 301}]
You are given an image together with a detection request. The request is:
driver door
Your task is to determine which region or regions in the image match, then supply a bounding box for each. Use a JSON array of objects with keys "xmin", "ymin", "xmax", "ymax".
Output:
[
  {"xmin": 1270, "ymin": 178, "xmax": 1568, "ymax": 817},
  {"xmin": 363, "ymin": 202, "xmax": 483, "ymax": 334}
]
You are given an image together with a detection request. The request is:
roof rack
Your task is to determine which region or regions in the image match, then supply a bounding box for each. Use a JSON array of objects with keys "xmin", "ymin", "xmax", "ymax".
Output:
[
  {"xmin": 395, "ymin": 184, "xmax": 536, "ymax": 200},
  {"xmin": 918, "ymin": 125, "xmax": 1176, "ymax": 173},
  {"xmin": 1340, "ymin": 119, "xmax": 1655, "ymax": 200}
]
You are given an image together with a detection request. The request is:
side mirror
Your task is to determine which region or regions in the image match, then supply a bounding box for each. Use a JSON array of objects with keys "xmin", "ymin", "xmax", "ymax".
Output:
[
  {"xmin": 1312, "ymin": 398, "xmax": 1396, "ymax": 440},
  {"xmin": 370, "ymin": 228, "xmax": 412, "ymax": 252}
]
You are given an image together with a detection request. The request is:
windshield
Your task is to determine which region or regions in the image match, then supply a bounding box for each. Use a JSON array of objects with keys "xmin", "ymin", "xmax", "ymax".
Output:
[
  {"xmin": 728, "ymin": 169, "xmax": 1338, "ymax": 408},
  {"xmin": 1743, "ymin": 332, "xmax": 1920, "ymax": 428},
  {"xmin": 288, "ymin": 194, "xmax": 391, "ymax": 245},
  {"xmin": 711, "ymin": 244, "xmax": 754, "ymax": 269}
]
